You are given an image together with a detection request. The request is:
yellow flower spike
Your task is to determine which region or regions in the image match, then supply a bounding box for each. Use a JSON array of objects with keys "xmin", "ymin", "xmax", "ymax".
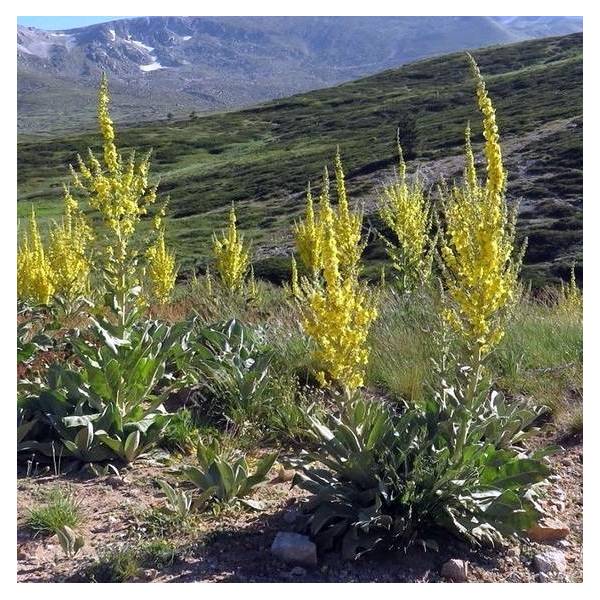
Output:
[
  {"xmin": 205, "ymin": 264, "xmax": 213, "ymax": 297},
  {"xmin": 293, "ymin": 151, "xmax": 377, "ymax": 392},
  {"xmin": 17, "ymin": 207, "xmax": 55, "ymax": 305},
  {"xmin": 47, "ymin": 188, "xmax": 93, "ymax": 302},
  {"xmin": 294, "ymin": 182, "xmax": 323, "ymax": 280},
  {"xmin": 332, "ymin": 149, "xmax": 363, "ymax": 276},
  {"xmin": 559, "ymin": 266, "xmax": 582, "ymax": 315},
  {"xmin": 212, "ymin": 204, "xmax": 251, "ymax": 293},
  {"xmin": 440, "ymin": 56, "xmax": 521, "ymax": 363},
  {"xmin": 290, "ymin": 255, "xmax": 301, "ymax": 298},
  {"xmin": 146, "ymin": 228, "xmax": 177, "ymax": 305},
  {"xmin": 378, "ymin": 138, "xmax": 435, "ymax": 291}
]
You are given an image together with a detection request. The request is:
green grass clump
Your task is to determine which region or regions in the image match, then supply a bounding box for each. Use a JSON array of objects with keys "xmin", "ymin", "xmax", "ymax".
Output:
[
  {"xmin": 85, "ymin": 547, "xmax": 141, "ymax": 583},
  {"xmin": 161, "ymin": 409, "xmax": 200, "ymax": 454},
  {"xmin": 26, "ymin": 486, "xmax": 81, "ymax": 536},
  {"xmin": 84, "ymin": 540, "xmax": 181, "ymax": 581}
]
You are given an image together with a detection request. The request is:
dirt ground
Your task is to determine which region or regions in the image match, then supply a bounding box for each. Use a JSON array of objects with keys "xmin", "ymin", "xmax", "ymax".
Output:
[{"xmin": 16, "ymin": 424, "xmax": 582, "ymax": 584}]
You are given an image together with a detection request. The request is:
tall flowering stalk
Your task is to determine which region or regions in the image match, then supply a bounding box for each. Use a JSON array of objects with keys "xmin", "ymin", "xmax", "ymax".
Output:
[
  {"xmin": 300, "ymin": 209, "xmax": 377, "ymax": 391},
  {"xmin": 294, "ymin": 183, "xmax": 323, "ymax": 280},
  {"xmin": 17, "ymin": 207, "xmax": 55, "ymax": 305},
  {"xmin": 559, "ymin": 266, "xmax": 582, "ymax": 315},
  {"xmin": 294, "ymin": 151, "xmax": 377, "ymax": 393},
  {"xmin": 378, "ymin": 133, "xmax": 435, "ymax": 290},
  {"xmin": 146, "ymin": 203, "xmax": 177, "ymax": 305},
  {"xmin": 47, "ymin": 187, "xmax": 94, "ymax": 302},
  {"xmin": 332, "ymin": 148, "xmax": 364, "ymax": 276},
  {"xmin": 69, "ymin": 73, "xmax": 162, "ymax": 322},
  {"xmin": 212, "ymin": 205, "xmax": 251, "ymax": 293},
  {"xmin": 440, "ymin": 56, "xmax": 522, "ymax": 365}
]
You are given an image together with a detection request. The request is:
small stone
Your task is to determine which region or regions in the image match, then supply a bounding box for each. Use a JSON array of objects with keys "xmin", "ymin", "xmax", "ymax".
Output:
[
  {"xmin": 17, "ymin": 546, "xmax": 28, "ymax": 560},
  {"xmin": 273, "ymin": 466, "xmax": 296, "ymax": 483},
  {"xmin": 533, "ymin": 550, "xmax": 567, "ymax": 574},
  {"xmin": 290, "ymin": 566, "xmax": 306, "ymax": 577},
  {"xmin": 271, "ymin": 532, "xmax": 317, "ymax": 567},
  {"xmin": 441, "ymin": 559, "xmax": 469, "ymax": 582},
  {"xmin": 527, "ymin": 519, "xmax": 570, "ymax": 542},
  {"xmin": 142, "ymin": 568, "xmax": 159, "ymax": 580},
  {"xmin": 507, "ymin": 546, "xmax": 521, "ymax": 558},
  {"xmin": 535, "ymin": 572, "xmax": 551, "ymax": 583}
]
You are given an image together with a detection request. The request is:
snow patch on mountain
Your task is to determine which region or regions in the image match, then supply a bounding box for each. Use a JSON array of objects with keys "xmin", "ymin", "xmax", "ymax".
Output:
[
  {"xmin": 139, "ymin": 61, "xmax": 164, "ymax": 72},
  {"xmin": 129, "ymin": 39, "xmax": 154, "ymax": 52}
]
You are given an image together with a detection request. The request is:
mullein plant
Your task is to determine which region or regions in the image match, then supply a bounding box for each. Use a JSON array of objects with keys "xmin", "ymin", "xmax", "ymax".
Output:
[
  {"xmin": 378, "ymin": 132, "xmax": 436, "ymax": 291},
  {"xmin": 212, "ymin": 204, "xmax": 251, "ymax": 294},
  {"xmin": 559, "ymin": 266, "xmax": 582, "ymax": 315},
  {"xmin": 146, "ymin": 202, "xmax": 178, "ymax": 305},
  {"xmin": 17, "ymin": 207, "xmax": 55, "ymax": 306},
  {"xmin": 293, "ymin": 152, "xmax": 377, "ymax": 393},
  {"xmin": 47, "ymin": 187, "xmax": 94, "ymax": 303},
  {"xmin": 439, "ymin": 56, "xmax": 525, "ymax": 458},
  {"xmin": 440, "ymin": 56, "xmax": 523, "ymax": 366},
  {"xmin": 67, "ymin": 73, "xmax": 176, "ymax": 321}
]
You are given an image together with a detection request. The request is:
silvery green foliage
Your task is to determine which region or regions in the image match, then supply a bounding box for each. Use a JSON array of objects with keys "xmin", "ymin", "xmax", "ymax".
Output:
[{"xmin": 293, "ymin": 376, "xmax": 551, "ymax": 559}]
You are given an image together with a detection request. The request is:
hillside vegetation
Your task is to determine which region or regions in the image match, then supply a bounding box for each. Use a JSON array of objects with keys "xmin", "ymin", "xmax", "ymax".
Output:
[
  {"xmin": 17, "ymin": 33, "xmax": 582, "ymax": 285},
  {"xmin": 17, "ymin": 41, "xmax": 583, "ymax": 583}
]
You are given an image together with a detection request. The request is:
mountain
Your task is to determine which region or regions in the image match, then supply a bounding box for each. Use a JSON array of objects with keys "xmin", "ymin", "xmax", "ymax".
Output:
[
  {"xmin": 17, "ymin": 16, "xmax": 582, "ymax": 134},
  {"xmin": 18, "ymin": 33, "xmax": 582, "ymax": 285}
]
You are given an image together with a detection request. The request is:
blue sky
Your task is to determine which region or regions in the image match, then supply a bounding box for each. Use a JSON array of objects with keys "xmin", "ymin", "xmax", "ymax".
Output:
[{"xmin": 17, "ymin": 16, "xmax": 134, "ymax": 30}]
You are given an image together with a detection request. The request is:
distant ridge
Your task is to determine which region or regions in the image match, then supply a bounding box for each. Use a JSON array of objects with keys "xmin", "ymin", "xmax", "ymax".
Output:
[{"xmin": 17, "ymin": 16, "xmax": 582, "ymax": 134}]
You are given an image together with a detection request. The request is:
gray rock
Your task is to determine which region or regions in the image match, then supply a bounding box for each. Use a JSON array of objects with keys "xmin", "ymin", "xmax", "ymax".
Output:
[
  {"xmin": 441, "ymin": 559, "xmax": 469, "ymax": 582},
  {"xmin": 535, "ymin": 572, "xmax": 551, "ymax": 583},
  {"xmin": 271, "ymin": 532, "xmax": 317, "ymax": 567},
  {"xmin": 290, "ymin": 566, "xmax": 307, "ymax": 577},
  {"xmin": 533, "ymin": 550, "xmax": 567, "ymax": 574}
]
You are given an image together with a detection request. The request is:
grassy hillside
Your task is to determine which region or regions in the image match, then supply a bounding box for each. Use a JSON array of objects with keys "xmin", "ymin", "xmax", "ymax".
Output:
[{"xmin": 17, "ymin": 33, "xmax": 582, "ymax": 286}]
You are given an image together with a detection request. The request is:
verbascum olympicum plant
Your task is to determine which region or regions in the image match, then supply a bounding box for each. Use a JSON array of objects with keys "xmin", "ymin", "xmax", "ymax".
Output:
[
  {"xmin": 378, "ymin": 133, "xmax": 435, "ymax": 290},
  {"xmin": 17, "ymin": 207, "xmax": 55, "ymax": 305},
  {"xmin": 440, "ymin": 56, "xmax": 522, "ymax": 364},
  {"xmin": 300, "ymin": 208, "xmax": 378, "ymax": 391},
  {"xmin": 332, "ymin": 148, "xmax": 364, "ymax": 276},
  {"xmin": 68, "ymin": 73, "xmax": 164, "ymax": 320},
  {"xmin": 295, "ymin": 158, "xmax": 377, "ymax": 392},
  {"xmin": 560, "ymin": 267, "xmax": 582, "ymax": 314},
  {"xmin": 146, "ymin": 205, "xmax": 177, "ymax": 305},
  {"xmin": 47, "ymin": 187, "xmax": 93, "ymax": 302},
  {"xmin": 212, "ymin": 205, "xmax": 251, "ymax": 293},
  {"xmin": 294, "ymin": 183, "xmax": 323, "ymax": 280}
]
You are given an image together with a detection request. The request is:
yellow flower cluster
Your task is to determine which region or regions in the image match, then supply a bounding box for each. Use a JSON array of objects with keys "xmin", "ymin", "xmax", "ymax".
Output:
[
  {"xmin": 560, "ymin": 267, "xmax": 582, "ymax": 314},
  {"xmin": 332, "ymin": 148, "xmax": 364, "ymax": 276},
  {"xmin": 146, "ymin": 228, "xmax": 177, "ymax": 305},
  {"xmin": 69, "ymin": 73, "xmax": 159, "ymax": 287},
  {"xmin": 294, "ymin": 183, "xmax": 323, "ymax": 279},
  {"xmin": 294, "ymin": 152, "xmax": 363, "ymax": 278},
  {"xmin": 47, "ymin": 187, "xmax": 94, "ymax": 301},
  {"xmin": 212, "ymin": 205, "xmax": 251, "ymax": 293},
  {"xmin": 17, "ymin": 208, "xmax": 55, "ymax": 305},
  {"xmin": 300, "ymin": 208, "xmax": 377, "ymax": 391},
  {"xmin": 145, "ymin": 202, "xmax": 177, "ymax": 304},
  {"xmin": 378, "ymin": 134, "xmax": 434, "ymax": 290},
  {"xmin": 440, "ymin": 56, "xmax": 520, "ymax": 360},
  {"xmin": 294, "ymin": 151, "xmax": 377, "ymax": 391}
]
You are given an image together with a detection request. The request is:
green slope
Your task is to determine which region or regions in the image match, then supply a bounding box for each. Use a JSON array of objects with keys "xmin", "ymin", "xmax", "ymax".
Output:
[{"xmin": 17, "ymin": 32, "xmax": 582, "ymax": 285}]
